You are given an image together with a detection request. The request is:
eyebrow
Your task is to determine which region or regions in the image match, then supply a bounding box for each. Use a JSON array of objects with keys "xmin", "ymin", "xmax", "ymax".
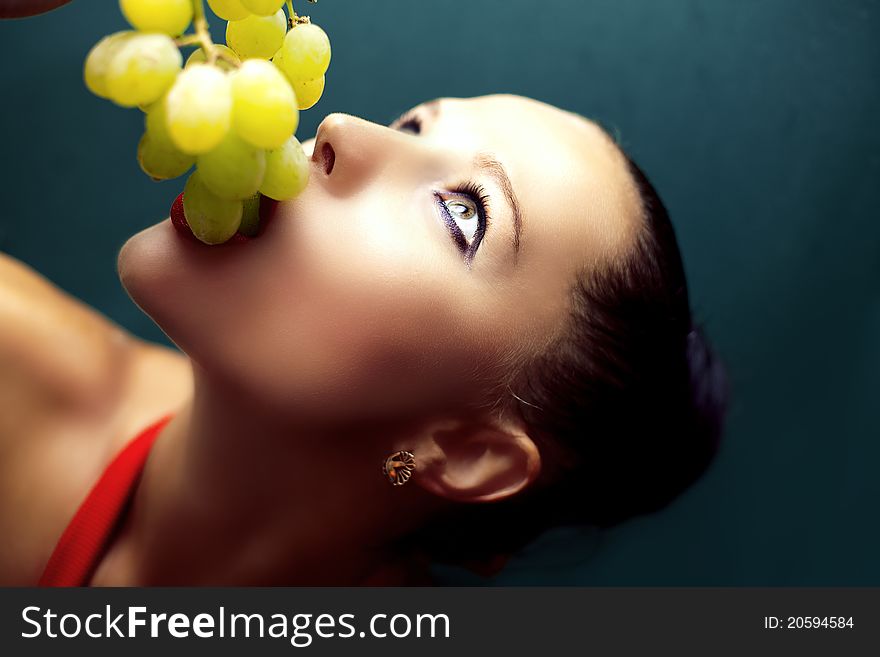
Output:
[
  {"xmin": 473, "ymin": 152, "xmax": 523, "ymax": 263},
  {"xmin": 393, "ymin": 102, "xmax": 524, "ymax": 263}
]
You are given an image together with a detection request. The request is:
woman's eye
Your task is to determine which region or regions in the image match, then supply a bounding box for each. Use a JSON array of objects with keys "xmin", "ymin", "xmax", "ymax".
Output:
[
  {"xmin": 433, "ymin": 188, "xmax": 488, "ymax": 262},
  {"xmin": 443, "ymin": 197, "xmax": 479, "ymax": 245}
]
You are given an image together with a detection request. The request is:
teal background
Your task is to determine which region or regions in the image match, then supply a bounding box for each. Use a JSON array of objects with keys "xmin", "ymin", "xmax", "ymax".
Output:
[{"xmin": 1, "ymin": 1, "xmax": 878, "ymax": 585}]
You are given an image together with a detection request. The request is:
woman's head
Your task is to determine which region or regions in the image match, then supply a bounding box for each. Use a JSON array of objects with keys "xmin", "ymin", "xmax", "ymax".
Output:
[
  {"xmin": 118, "ymin": 94, "xmax": 726, "ymax": 560},
  {"xmin": 412, "ymin": 152, "xmax": 729, "ymax": 565},
  {"xmin": 119, "ymin": 94, "xmax": 642, "ymax": 418}
]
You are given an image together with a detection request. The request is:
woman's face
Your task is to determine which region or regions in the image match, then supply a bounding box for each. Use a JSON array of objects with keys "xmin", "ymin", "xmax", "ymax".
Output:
[{"xmin": 118, "ymin": 94, "xmax": 642, "ymax": 421}]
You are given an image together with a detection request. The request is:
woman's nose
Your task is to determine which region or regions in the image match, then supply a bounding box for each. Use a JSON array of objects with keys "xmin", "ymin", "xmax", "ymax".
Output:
[{"xmin": 311, "ymin": 113, "xmax": 426, "ymax": 195}]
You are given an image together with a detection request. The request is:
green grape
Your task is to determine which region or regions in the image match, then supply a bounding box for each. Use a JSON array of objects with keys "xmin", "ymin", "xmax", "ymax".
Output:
[
  {"xmin": 182, "ymin": 171, "xmax": 243, "ymax": 244},
  {"xmin": 185, "ymin": 45, "xmax": 240, "ymax": 72},
  {"xmin": 238, "ymin": 193, "xmax": 262, "ymax": 236},
  {"xmin": 207, "ymin": 0, "xmax": 250, "ymax": 21},
  {"xmin": 137, "ymin": 100, "xmax": 195, "ymax": 179},
  {"xmin": 165, "ymin": 64, "xmax": 233, "ymax": 154},
  {"xmin": 145, "ymin": 95, "xmax": 175, "ymax": 141},
  {"xmin": 84, "ymin": 31, "xmax": 135, "ymax": 99},
  {"xmin": 279, "ymin": 23, "xmax": 331, "ymax": 82},
  {"xmin": 292, "ymin": 75, "xmax": 324, "ymax": 110},
  {"xmin": 105, "ymin": 33, "xmax": 182, "ymax": 107},
  {"xmin": 119, "ymin": 0, "xmax": 193, "ymax": 37},
  {"xmin": 240, "ymin": 0, "xmax": 284, "ymax": 16},
  {"xmin": 226, "ymin": 9, "xmax": 286, "ymax": 60},
  {"xmin": 259, "ymin": 135, "xmax": 309, "ymax": 201},
  {"xmin": 230, "ymin": 59, "xmax": 298, "ymax": 150},
  {"xmin": 272, "ymin": 48, "xmax": 324, "ymax": 109},
  {"xmin": 137, "ymin": 133, "xmax": 195, "ymax": 180},
  {"xmin": 197, "ymin": 132, "xmax": 266, "ymax": 200}
]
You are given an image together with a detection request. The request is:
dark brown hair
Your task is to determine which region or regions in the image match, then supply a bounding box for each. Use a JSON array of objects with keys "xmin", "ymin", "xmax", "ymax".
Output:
[{"xmin": 410, "ymin": 155, "xmax": 729, "ymax": 566}]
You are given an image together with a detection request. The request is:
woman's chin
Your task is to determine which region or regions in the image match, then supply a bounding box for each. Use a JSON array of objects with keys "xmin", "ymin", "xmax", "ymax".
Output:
[
  {"xmin": 119, "ymin": 215, "xmax": 253, "ymax": 302},
  {"xmin": 116, "ymin": 218, "xmax": 219, "ymax": 343},
  {"xmin": 117, "ymin": 219, "xmax": 177, "ymax": 313},
  {"xmin": 116, "ymin": 212, "xmax": 287, "ymax": 364}
]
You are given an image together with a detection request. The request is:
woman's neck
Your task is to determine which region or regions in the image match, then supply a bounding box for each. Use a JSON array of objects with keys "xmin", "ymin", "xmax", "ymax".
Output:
[{"xmin": 91, "ymin": 360, "xmax": 433, "ymax": 585}]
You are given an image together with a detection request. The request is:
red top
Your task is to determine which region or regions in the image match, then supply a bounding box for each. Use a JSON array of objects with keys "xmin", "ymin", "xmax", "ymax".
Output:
[{"xmin": 38, "ymin": 414, "xmax": 173, "ymax": 587}]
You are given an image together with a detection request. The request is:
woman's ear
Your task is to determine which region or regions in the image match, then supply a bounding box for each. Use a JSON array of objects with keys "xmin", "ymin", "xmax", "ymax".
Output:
[{"xmin": 409, "ymin": 416, "xmax": 541, "ymax": 503}]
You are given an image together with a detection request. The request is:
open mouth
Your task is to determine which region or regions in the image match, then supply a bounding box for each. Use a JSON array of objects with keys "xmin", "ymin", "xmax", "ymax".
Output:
[{"xmin": 170, "ymin": 193, "xmax": 280, "ymax": 246}]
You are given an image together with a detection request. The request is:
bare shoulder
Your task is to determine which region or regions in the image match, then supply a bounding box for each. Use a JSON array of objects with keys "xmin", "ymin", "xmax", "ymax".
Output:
[
  {"xmin": 0, "ymin": 251, "xmax": 134, "ymax": 417},
  {"xmin": 0, "ymin": 252, "xmax": 191, "ymax": 584}
]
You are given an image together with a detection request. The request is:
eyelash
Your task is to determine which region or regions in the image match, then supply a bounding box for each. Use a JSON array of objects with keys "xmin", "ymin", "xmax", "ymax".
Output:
[
  {"xmin": 393, "ymin": 111, "xmax": 422, "ymax": 134},
  {"xmin": 391, "ymin": 111, "xmax": 491, "ymax": 263},
  {"xmin": 435, "ymin": 181, "xmax": 491, "ymax": 263}
]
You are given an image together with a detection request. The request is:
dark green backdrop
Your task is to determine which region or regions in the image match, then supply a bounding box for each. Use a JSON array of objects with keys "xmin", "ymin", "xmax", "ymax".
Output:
[{"xmin": 1, "ymin": 0, "xmax": 877, "ymax": 585}]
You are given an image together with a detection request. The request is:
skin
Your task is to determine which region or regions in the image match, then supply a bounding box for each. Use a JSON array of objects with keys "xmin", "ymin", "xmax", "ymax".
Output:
[{"xmin": 0, "ymin": 95, "xmax": 643, "ymax": 585}]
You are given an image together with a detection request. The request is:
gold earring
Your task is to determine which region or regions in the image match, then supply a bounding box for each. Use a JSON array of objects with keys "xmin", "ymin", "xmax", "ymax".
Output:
[{"xmin": 383, "ymin": 450, "xmax": 415, "ymax": 486}]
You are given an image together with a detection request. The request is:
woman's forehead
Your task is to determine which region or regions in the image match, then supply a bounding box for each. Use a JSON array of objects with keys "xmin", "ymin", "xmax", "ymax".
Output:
[
  {"xmin": 412, "ymin": 94, "xmax": 614, "ymax": 149},
  {"xmin": 418, "ymin": 94, "xmax": 643, "ymax": 265},
  {"xmin": 414, "ymin": 95, "xmax": 634, "ymax": 204}
]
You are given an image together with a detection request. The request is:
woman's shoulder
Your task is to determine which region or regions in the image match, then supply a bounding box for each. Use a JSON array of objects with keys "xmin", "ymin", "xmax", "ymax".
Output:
[
  {"xmin": 0, "ymin": 252, "xmax": 191, "ymax": 584},
  {"xmin": 0, "ymin": 251, "xmax": 136, "ymax": 417}
]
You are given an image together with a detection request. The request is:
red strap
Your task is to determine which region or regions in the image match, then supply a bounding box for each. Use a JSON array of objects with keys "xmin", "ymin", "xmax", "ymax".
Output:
[{"xmin": 38, "ymin": 415, "xmax": 173, "ymax": 587}]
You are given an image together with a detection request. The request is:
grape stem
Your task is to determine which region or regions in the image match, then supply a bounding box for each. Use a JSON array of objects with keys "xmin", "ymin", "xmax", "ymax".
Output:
[
  {"xmin": 175, "ymin": 0, "xmax": 239, "ymax": 68},
  {"xmin": 191, "ymin": 0, "xmax": 216, "ymax": 63},
  {"xmin": 287, "ymin": 0, "xmax": 311, "ymax": 29},
  {"xmin": 175, "ymin": 34, "xmax": 201, "ymax": 47}
]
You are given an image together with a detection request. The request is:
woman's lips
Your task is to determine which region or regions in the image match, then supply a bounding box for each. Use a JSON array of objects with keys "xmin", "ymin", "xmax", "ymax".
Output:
[
  {"xmin": 169, "ymin": 192, "xmax": 198, "ymax": 242},
  {"xmin": 169, "ymin": 193, "xmax": 280, "ymax": 246}
]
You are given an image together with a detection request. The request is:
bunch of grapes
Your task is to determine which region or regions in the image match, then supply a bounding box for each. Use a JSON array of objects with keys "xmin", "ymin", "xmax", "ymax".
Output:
[{"xmin": 84, "ymin": 0, "xmax": 331, "ymax": 244}]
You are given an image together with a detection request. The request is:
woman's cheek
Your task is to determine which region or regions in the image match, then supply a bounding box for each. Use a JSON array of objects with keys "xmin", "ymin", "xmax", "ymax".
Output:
[
  {"xmin": 219, "ymin": 188, "xmax": 471, "ymax": 412},
  {"xmin": 286, "ymin": 186, "xmax": 442, "ymax": 311}
]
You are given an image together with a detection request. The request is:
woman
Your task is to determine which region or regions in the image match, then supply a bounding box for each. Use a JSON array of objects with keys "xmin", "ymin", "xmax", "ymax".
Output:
[{"xmin": 0, "ymin": 93, "xmax": 727, "ymax": 585}]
